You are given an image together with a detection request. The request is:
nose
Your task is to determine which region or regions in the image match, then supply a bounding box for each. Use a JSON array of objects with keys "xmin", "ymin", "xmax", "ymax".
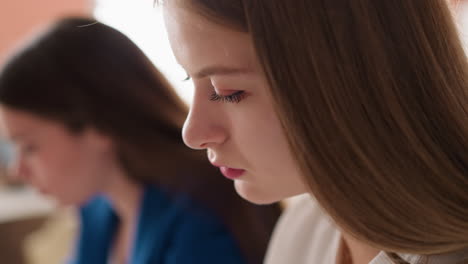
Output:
[{"xmin": 182, "ymin": 91, "xmax": 228, "ymax": 150}]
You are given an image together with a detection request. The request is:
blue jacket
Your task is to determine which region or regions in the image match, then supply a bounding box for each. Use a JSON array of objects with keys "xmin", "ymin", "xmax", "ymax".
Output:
[{"xmin": 69, "ymin": 185, "xmax": 245, "ymax": 264}]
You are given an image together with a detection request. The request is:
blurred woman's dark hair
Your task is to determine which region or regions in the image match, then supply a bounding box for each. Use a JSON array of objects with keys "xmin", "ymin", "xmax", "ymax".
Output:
[{"xmin": 0, "ymin": 17, "xmax": 281, "ymax": 263}]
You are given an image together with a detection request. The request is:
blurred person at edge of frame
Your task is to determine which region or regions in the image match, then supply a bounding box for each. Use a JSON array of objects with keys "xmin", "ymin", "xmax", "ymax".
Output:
[{"xmin": 0, "ymin": 17, "xmax": 281, "ymax": 264}]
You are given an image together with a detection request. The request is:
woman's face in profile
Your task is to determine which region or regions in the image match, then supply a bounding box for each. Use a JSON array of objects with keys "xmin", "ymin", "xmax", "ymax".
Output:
[
  {"xmin": 0, "ymin": 106, "xmax": 114, "ymax": 205},
  {"xmin": 163, "ymin": 3, "xmax": 308, "ymax": 204}
]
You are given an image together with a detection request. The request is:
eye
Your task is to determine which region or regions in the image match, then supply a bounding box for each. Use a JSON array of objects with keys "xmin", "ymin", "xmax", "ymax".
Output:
[
  {"xmin": 21, "ymin": 144, "xmax": 38, "ymax": 155},
  {"xmin": 210, "ymin": 91, "xmax": 246, "ymax": 103},
  {"xmin": 182, "ymin": 74, "xmax": 191, "ymax": 82}
]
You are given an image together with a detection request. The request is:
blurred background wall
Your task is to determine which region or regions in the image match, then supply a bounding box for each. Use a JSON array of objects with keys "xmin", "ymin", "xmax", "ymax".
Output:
[{"xmin": 0, "ymin": 0, "xmax": 93, "ymax": 63}]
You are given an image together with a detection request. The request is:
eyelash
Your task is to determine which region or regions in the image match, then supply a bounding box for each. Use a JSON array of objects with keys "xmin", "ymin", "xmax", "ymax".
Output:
[
  {"xmin": 210, "ymin": 91, "xmax": 246, "ymax": 103},
  {"xmin": 182, "ymin": 75, "xmax": 246, "ymax": 103},
  {"xmin": 22, "ymin": 145, "xmax": 37, "ymax": 154}
]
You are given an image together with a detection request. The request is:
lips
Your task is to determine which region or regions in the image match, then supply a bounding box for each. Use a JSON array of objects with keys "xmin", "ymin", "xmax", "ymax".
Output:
[
  {"xmin": 219, "ymin": 166, "xmax": 245, "ymax": 180},
  {"xmin": 208, "ymin": 150, "xmax": 246, "ymax": 180}
]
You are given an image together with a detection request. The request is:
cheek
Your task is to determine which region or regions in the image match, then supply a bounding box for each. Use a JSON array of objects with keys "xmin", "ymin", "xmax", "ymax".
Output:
[
  {"xmin": 40, "ymin": 151, "xmax": 103, "ymax": 201},
  {"xmin": 29, "ymin": 152, "xmax": 57, "ymax": 177},
  {"xmin": 35, "ymin": 147, "xmax": 83, "ymax": 181},
  {"xmin": 33, "ymin": 155, "xmax": 70, "ymax": 186},
  {"xmin": 235, "ymin": 107, "xmax": 290, "ymax": 166}
]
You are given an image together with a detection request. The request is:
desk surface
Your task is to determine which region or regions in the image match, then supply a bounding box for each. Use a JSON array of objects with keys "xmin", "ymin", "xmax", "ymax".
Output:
[{"xmin": 0, "ymin": 187, "xmax": 56, "ymax": 224}]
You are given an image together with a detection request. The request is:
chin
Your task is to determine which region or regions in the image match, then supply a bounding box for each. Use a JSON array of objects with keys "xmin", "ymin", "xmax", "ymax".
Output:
[
  {"xmin": 52, "ymin": 197, "xmax": 75, "ymax": 207},
  {"xmin": 53, "ymin": 194, "xmax": 89, "ymax": 207},
  {"xmin": 234, "ymin": 180, "xmax": 282, "ymax": 205}
]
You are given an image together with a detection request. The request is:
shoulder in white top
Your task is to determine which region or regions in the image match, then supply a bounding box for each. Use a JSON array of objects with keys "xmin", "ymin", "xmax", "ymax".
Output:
[
  {"xmin": 264, "ymin": 194, "xmax": 341, "ymax": 264},
  {"xmin": 265, "ymin": 194, "xmax": 468, "ymax": 264}
]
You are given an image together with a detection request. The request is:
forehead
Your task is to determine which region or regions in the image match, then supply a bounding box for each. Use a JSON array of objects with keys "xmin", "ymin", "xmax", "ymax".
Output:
[
  {"xmin": 0, "ymin": 107, "xmax": 51, "ymax": 139},
  {"xmin": 163, "ymin": 3, "xmax": 257, "ymax": 74}
]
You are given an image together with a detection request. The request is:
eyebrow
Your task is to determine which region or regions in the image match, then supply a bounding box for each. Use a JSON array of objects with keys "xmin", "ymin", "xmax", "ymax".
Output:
[{"xmin": 192, "ymin": 65, "xmax": 253, "ymax": 79}]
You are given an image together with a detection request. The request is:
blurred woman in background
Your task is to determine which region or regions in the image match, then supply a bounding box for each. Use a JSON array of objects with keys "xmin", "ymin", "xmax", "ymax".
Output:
[{"xmin": 0, "ymin": 17, "xmax": 280, "ymax": 264}]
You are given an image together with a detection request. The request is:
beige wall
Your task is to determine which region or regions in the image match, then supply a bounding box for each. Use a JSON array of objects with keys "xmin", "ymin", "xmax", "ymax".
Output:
[{"xmin": 0, "ymin": 0, "xmax": 92, "ymax": 63}]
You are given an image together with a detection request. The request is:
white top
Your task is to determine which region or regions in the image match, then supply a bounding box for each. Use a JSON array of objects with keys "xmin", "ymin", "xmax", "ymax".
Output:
[
  {"xmin": 265, "ymin": 194, "xmax": 341, "ymax": 264},
  {"xmin": 0, "ymin": 186, "xmax": 56, "ymax": 224},
  {"xmin": 265, "ymin": 194, "xmax": 468, "ymax": 264}
]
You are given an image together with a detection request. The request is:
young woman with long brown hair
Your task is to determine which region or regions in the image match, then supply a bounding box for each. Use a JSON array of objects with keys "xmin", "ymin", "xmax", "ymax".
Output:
[
  {"xmin": 0, "ymin": 17, "xmax": 280, "ymax": 264},
  {"xmin": 159, "ymin": 0, "xmax": 468, "ymax": 263}
]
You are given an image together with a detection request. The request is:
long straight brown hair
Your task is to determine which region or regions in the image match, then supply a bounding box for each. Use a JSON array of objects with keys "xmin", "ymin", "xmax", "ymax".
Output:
[
  {"xmin": 0, "ymin": 17, "xmax": 280, "ymax": 264},
  {"xmin": 165, "ymin": 0, "xmax": 468, "ymax": 261}
]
